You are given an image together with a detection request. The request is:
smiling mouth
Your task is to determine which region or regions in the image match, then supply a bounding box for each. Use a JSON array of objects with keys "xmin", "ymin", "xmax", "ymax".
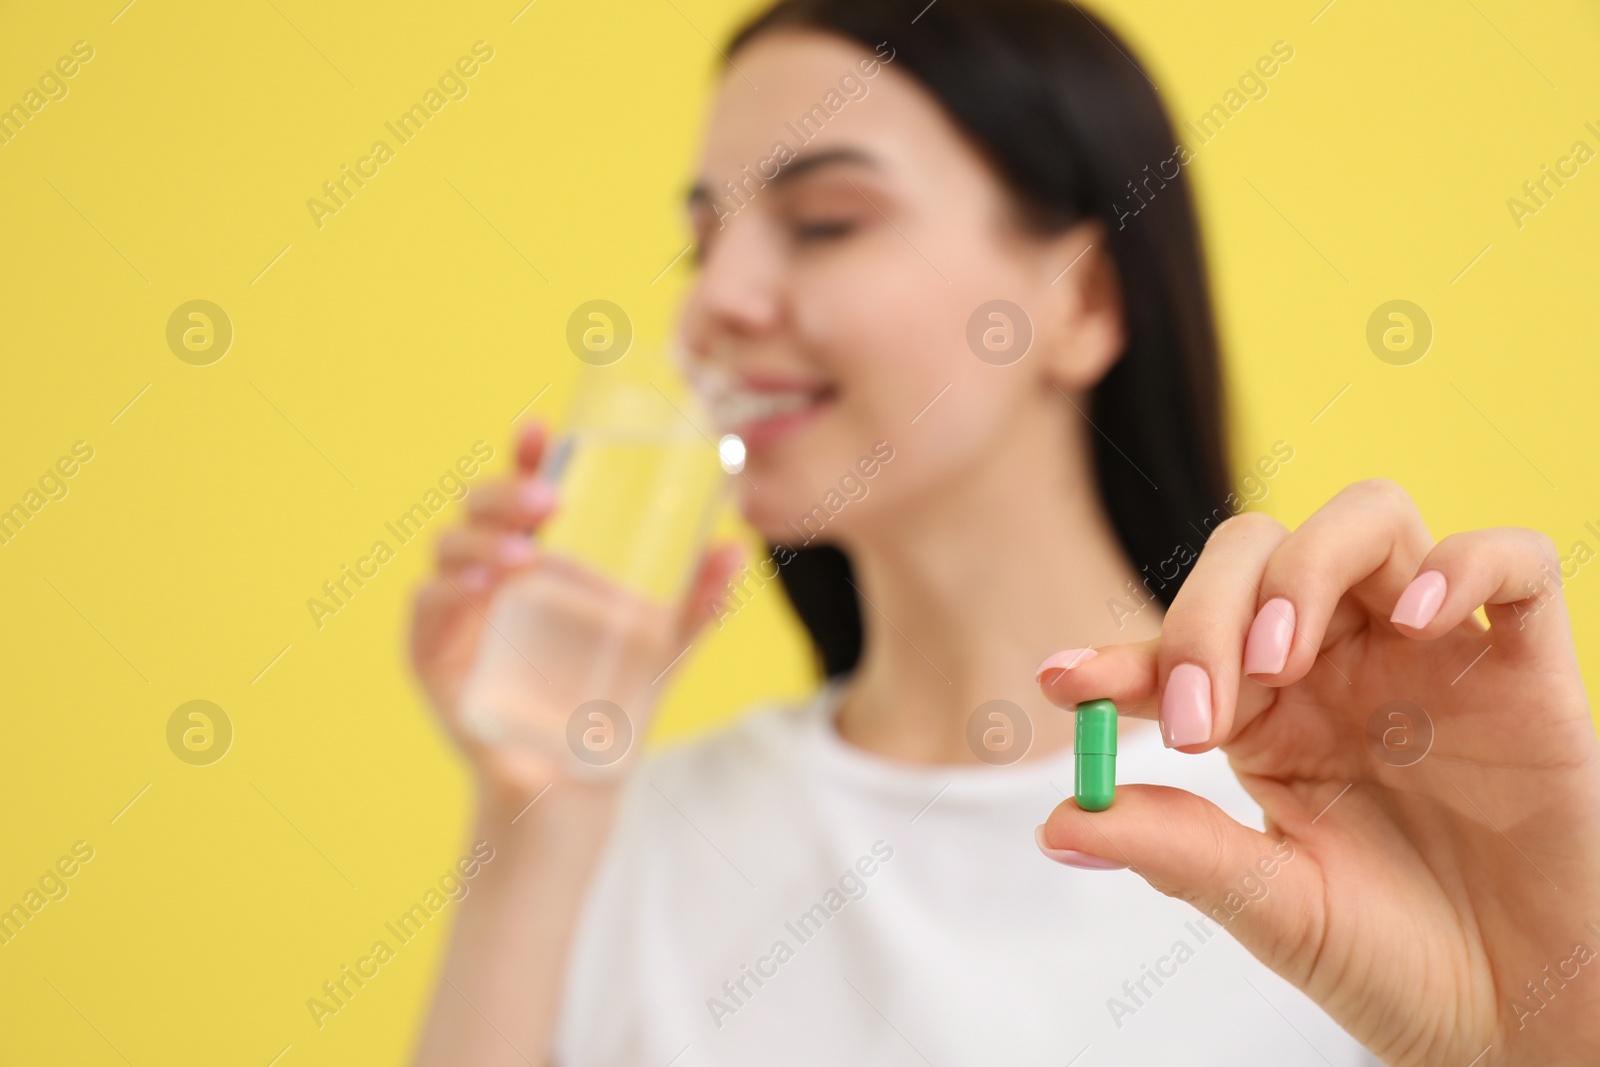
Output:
[
  {"xmin": 692, "ymin": 364, "xmax": 837, "ymax": 446},
  {"xmin": 711, "ymin": 385, "xmax": 835, "ymax": 432}
]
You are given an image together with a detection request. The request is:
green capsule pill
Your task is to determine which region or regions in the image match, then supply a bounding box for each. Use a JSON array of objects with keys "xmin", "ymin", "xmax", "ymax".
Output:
[{"xmin": 1074, "ymin": 698, "xmax": 1117, "ymax": 812}]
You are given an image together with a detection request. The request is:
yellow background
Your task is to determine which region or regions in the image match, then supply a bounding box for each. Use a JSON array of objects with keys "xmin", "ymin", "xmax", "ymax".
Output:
[{"xmin": 2, "ymin": 0, "xmax": 1597, "ymax": 1062}]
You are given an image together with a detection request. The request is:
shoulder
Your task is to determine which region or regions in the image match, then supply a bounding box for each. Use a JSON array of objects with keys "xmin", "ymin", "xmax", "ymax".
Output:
[
  {"xmin": 597, "ymin": 687, "xmax": 841, "ymax": 867},
  {"xmin": 631, "ymin": 691, "xmax": 821, "ymax": 796},
  {"xmin": 590, "ymin": 691, "xmax": 829, "ymax": 893}
]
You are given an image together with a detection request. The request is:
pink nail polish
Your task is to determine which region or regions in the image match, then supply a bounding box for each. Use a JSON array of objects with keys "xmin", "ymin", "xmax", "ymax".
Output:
[
  {"xmin": 1035, "ymin": 647, "xmax": 1097, "ymax": 683},
  {"xmin": 1243, "ymin": 597, "xmax": 1295, "ymax": 676},
  {"xmin": 1391, "ymin": 570, "xmax": 1447, "ymax": 629},
  {"xmin": 1035, "ymin": 826, "xmax": 1128, "ymax": 870},
  {"xmin": 1161, "ymin": 662, "xmax": 1212, "ymax": 748}
]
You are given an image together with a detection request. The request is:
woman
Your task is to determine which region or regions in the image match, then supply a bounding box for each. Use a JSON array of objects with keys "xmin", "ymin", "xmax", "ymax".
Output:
[{"xmin": 409, "ymin": 0, "xmax": 1600, "ymax": 1063}]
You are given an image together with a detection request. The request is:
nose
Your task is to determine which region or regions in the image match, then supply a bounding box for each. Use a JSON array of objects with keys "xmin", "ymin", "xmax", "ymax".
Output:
[{"xmin": 679, "ymin": 206, "xmax": 784, "ymax": 362}]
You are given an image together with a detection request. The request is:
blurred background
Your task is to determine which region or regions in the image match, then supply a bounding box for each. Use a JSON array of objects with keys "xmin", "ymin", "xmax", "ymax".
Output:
[{"xmin": 2, "ymin": 0, "xmax": 1597, "ymax": 1062}]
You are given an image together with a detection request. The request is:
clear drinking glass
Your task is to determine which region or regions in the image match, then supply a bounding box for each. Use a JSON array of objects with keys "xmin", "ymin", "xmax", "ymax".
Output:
[{"xmin": 457, "ymin": 358, "xmax": 732, "ymax": 779}]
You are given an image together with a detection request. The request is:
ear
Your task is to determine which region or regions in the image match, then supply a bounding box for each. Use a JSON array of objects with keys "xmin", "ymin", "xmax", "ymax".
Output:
[{"xmin": 1036, "ymin": 219, "xmax": 1126, "ymax": 392}]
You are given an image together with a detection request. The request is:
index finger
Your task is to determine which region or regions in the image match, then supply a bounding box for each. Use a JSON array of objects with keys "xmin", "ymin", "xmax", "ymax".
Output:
[{"xmin": 1037, "ymin": 638, "xmax": 1161, "ymax": 719}]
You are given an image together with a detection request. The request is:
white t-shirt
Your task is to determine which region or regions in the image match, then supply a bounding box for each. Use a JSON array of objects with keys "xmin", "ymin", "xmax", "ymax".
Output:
[{"xmin": 555, "ymin": 684, "xmax": 1379, "ymax": 1066}]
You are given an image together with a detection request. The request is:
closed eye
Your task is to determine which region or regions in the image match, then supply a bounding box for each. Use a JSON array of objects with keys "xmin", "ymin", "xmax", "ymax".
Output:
[{"xmin": 794, "ymin": 219, "xmax": 858, "ymax": 242}]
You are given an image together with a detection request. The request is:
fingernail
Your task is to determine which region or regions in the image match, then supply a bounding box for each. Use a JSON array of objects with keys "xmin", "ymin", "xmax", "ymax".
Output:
[
  {"xmin": 1391, "ymin": 570, "xmax": 1447, "ymax": 629},
  {"xmin": 1035, "ymin": 826, "xmax": 1128, "ymax": 870},
  {"xmin": 1243, "ymin": 597, "xmax": 1295, "ymax": 676},
  {"xmin": 459, "ymin": 564, "xmax": 493, "ymax": 592},
  {"xmin": 1035, "ymin": 647, "xmax": 1098, "ymax": 684},
  {"xmin": 1161, "ymin": 662, "xmax": 1212, "ymax": 748},
  {"xmin": 517, "ymin": 479, "xmax": 557, "ymax": 511},
  {"xmin": 498, "ymin": 534, "xmax": 533, "ymax": 566}
]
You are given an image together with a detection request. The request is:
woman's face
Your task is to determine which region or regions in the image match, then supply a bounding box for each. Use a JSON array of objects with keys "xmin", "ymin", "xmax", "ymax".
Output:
[{"xmin": 680, "ymin": 30, "xmax": 1107, "ymax": 543}]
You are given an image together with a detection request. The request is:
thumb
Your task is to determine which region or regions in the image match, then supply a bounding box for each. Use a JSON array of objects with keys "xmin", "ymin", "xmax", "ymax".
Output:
[{"xmin": 1037, "ymin": 785, "xmax": 1319, "ymax": 975}]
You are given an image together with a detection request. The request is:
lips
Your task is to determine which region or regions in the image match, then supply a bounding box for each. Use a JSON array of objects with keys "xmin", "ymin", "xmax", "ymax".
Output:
[{"xmin": 695, "ymin": 367, "xmax": 837, "ymax": 450}]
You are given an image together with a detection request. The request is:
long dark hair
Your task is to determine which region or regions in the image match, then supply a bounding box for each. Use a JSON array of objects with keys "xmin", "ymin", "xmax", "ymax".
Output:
[{"xmin": 727, "ymin": 0, "xmax": 1231, "ymax": 677}]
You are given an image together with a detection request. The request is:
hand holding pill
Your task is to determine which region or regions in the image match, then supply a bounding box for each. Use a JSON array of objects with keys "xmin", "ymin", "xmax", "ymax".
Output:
[{"xmin": 1033, "ymin": 481, "xmax": 1600, "ymax": 1066}]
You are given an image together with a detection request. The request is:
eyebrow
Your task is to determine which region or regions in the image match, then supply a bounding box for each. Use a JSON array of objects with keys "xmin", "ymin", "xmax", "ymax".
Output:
[{"xmin": 686, "ymin": 147, "xmax": 880, "ymax": 207}]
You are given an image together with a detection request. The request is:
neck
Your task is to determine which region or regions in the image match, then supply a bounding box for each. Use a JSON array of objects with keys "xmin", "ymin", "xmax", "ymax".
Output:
[{"xmin": 834, "ymin": 395, "xmax": 1164, "ymax": 763}]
